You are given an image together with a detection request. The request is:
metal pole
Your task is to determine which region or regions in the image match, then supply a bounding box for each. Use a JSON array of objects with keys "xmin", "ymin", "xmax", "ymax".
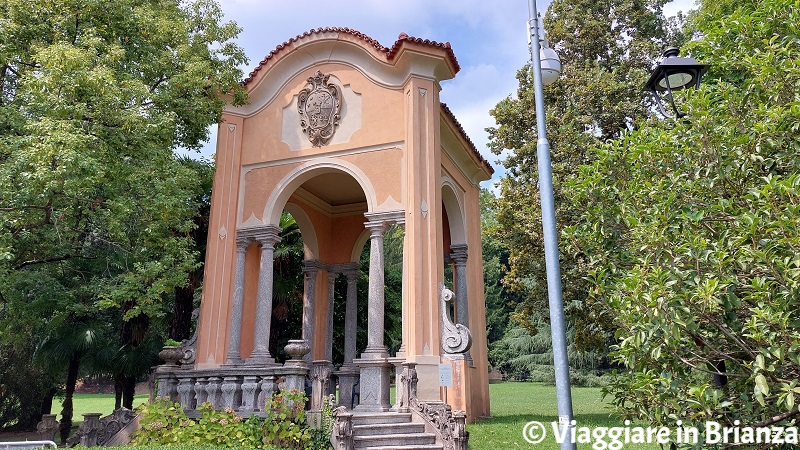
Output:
[{"xmin": 527, "ymin": 1, "xmax": 576, "ymax": 448}]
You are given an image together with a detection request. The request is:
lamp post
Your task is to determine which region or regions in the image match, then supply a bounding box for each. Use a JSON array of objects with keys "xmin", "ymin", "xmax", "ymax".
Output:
[
  {"xmin": 645, "ymin": 47, "xmax": 710, "ymax": 118},
  {"xmin": 527, "ymin": 2, "xmax": 576, "ymax": 449}
]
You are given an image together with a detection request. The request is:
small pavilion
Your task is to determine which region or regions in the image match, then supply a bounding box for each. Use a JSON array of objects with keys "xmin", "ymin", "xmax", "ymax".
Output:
[{"xmin": 170, "ymin": 28, "xmax": 492, "ymax": 424}]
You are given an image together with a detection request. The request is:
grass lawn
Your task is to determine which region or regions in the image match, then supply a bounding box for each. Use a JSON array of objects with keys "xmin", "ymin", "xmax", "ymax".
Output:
[
  {"xmin": 467, "ymin": 382, "xmax": 661, "ymax": 450},
  {"xmin": 70, "ymin": 393, "xmax": 150, "ymax": 422},
  {"xmin": 61, "ymin": 384, "xmax": 664, "ymax": 449}
]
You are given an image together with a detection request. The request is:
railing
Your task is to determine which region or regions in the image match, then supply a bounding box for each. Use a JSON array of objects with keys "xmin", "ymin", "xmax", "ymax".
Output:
[
  {"xmin": 400, "ymin": 362, "xmax": 469, "ymax": 450},
  {"xmin": 154, "ymin": 364, "xmax": 310, "ymax": 416},
  {"xmin": 331, "ymin": 362, "xmax": 469, "ymax": 450},
  {"xmin": 153, "ymin": 340, "xmax": 312, "ymax": 416}
]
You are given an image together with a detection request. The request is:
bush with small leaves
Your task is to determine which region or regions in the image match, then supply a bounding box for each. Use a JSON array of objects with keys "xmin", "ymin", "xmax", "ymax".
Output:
[{"xmin": 261, "ymin": 389, "xmax": 310, "ymax": 449}]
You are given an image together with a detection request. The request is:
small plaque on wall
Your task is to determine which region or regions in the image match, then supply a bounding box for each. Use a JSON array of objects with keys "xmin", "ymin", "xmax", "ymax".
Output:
[{"xmin": 439, "ymin": 363, "xmax": 454, "ymax": 387}]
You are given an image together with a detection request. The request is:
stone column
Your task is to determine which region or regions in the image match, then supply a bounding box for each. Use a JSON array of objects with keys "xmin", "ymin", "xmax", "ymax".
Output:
[
  {"xmin": 336, "ymin": 264, "xmax": 360, "ymax": 410},
  {"xmin": 363, "ymin": 221, "xmax": 387, "ymax": 357},
  {"xmin": 224, "ymin": 236, "xmax": 250, "ymax": 365},
  {"xmin": 397, "ymin": 223, "xmax": 407, "ymax": 358},
  {"xmin": 342, "ymin": 266, "xmax": 359, "ymax": 365},
  {"xmin": 325, "ymin": 268, "xmax": 338, "ymax": 362},
  {"xmin": 450, "ymin": 244, "xmax": 472, "ymax": 364},
  {"xmin": 354, "ymin": 220, "xmax": 391, "ymax": 412},
  {"xmin": 450, "ymin": 245, "xmax": 469, "ymax": 327},
  {"xmin": 247, "ymin": 226, "xmax": 281, "ymax": 366},
  {"xmin": 302, "ymin": 261, "xmax": 320, "ymax": 361}
]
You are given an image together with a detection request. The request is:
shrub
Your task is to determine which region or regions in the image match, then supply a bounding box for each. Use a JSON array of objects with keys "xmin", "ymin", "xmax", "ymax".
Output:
[
  {"xmin": 261, "ymin": 389, "xmax": 309, "ymax": 449},
  {"xmin": 131, "ymin": 389, "xmax": 334, "ymax": 450}
]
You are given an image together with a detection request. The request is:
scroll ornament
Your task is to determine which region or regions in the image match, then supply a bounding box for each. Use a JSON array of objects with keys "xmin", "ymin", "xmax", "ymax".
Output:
[{"xmin": 440, "ymin": 284, "xmax": 472, "ymax": 354}]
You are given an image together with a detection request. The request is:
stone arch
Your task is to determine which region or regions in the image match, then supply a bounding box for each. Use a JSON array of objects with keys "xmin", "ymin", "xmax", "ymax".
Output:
[
  {"xmin": 262, "ymin": 157, "xmax": 378, "ymax": 225},
  {"xmin": 283, "ymin": 201, "xmax": 319, "ymax": 260},
  {"xmin": 441, "ymin": 179, "xmax": 466, "ymax": 246},
  {"xmin": 351, "ymin": 229, "xmax": 371, "ymax": 263}
]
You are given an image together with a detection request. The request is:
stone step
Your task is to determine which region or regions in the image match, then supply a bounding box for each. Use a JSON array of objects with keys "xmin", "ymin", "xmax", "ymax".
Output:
[
  {"xmin": 353, "ymin": 422, "xmax": 426, "ymax": 436},
  {"xmin": 356, "ymin": 446, "xmax": 443, "ymax": 450},
  {"xmin": 354, "ymin": 432, "xmax": 437, "ymax": 448},
  {"xmin": 352, "ymin": 412, "xmax": 413, "ymax": 425}
]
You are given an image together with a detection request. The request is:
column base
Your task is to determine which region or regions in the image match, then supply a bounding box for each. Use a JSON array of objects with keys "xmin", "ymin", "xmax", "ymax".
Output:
[
  {"xmin": 245, "ymin": 351, "xmax": 276, "ymax": 367},
  {"xmin": 360, "ymin": 346, "xmax": 389, "ymax": 359},
  {"xmin": 353, "ymin": 357, "xmax": 391, "ymax": 412},
  {"xmin": 222, "ymin": 357, "xmax": 243, "ymax": 367},
  {"xmin": 334, "ymin": 365, "xmax": 360, "ymax": 410},
  {"xmin": 388, "ymin": 356, "xmax": 405, "ymax": 411}
]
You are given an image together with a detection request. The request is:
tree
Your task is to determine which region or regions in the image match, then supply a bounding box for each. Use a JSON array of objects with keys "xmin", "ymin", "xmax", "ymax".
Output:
[
  {"xmin": 565, "ymin": 0, "xmax": 800, "ymax": 434},
  {"xmin": 0, "ymin": 0, "xmax": 246, "ymax": 429},
  {"xmin": 479, "ymin": 188, "xmax": 520, "ymax": 368},
  {"xmin": 169, "ymin": 157, "xmax": 215, "ymax": 342},
  {"xmin": 487, "ymin": 0, "xmax": 678, "ymax": 351}
]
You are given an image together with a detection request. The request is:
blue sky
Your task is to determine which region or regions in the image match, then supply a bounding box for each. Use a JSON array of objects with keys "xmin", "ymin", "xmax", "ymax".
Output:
[{"xmin": 196, "ymin": 0, "xmax": 696, "ymax": 190}]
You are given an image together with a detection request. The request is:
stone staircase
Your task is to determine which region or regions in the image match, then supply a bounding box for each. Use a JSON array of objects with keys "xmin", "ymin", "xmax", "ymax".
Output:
[{"xmin": 351, "ymin": 412, "xmax": 442, "ymax": 450}]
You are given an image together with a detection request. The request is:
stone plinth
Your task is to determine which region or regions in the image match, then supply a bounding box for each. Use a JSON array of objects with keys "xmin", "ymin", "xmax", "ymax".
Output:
[
  {"xmin": 353, "ymin": 356, "xmax": 392, "ymax": 412},
  {"xmin": 334, "ymin": 365, "xmax": 360, "ymax": 410}
]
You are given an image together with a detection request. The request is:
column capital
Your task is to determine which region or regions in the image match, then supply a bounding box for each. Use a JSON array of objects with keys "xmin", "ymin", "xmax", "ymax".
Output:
[
  {"xmin": 303, "ymin": 259, "xmax": 325, "ymax": 274},
  {"xmin": 238, "ymin": 225, "xmax": 281, "ymax": 247},
  {"xmin": 341, "ymin": 265, "xmax": 361, "ymax": 282},
  {"xmin": 235, "ymin": 235, "xmax": 253, "ymax": 249},
  {"xmin": 364, "ymin": 220, "xmax": 389, "ymax": 236},
  {"xmin": 364, "ymin": 210, "xmax": 405, "ymax": 232},
  {"xmin": 450, "ymin": 244, "xmax": 468, "ymax": 264},
  {"xmin": 328, "ymin": 262, "xmax": 359, "ymax": 278}
]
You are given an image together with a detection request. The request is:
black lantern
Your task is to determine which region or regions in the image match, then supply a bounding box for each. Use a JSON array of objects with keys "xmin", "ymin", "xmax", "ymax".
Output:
[{"xmin": 645, "ymin": 48, "xmax": 709, "ymax": 118}]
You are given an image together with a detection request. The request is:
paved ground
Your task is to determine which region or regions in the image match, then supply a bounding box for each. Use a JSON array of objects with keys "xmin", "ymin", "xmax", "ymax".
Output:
[{"xmin": 0, "ymin": 430, "xmax": 42, "ymax": 442}]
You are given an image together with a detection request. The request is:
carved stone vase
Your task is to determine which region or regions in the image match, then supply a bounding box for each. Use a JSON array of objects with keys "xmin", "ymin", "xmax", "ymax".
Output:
[
  {"xmin": 158, "ymin": 346, "xmax": 184, "ymax": 366},
  {"xmin": 285, "ymin": 339, "xmax": 311, "ymax": 361}
]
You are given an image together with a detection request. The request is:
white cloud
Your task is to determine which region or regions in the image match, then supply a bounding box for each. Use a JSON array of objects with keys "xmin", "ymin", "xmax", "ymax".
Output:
[
  {"xmin": 191, "ymin": 1, "xmax": 547, "ymax": 179},
  {"xmin": 664, "ymin": 0, "xmax": 697, "ymax": 17}
]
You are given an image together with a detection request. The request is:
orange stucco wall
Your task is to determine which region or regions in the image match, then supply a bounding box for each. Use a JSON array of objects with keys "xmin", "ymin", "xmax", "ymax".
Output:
[
  {"xmin": 195, "ymin": 33, "xmax": 492, "ymax": 420},
  {"xmin": 239, "ymin": 64, "xmax": 404, "ymax": 166}
]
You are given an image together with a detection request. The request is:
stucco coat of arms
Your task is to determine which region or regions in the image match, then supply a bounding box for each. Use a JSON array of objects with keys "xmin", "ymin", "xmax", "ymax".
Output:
[{"xmin": 297, "ymin": 70, "xmax": 342, "ymax": 147}]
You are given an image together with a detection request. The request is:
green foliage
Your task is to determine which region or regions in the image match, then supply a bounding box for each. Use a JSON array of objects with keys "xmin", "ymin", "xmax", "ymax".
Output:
[
  {"xmin": 308, "ymin": 397, "xmax": 335, "ymax": 450},
  {"xmin": 133, "ymin": 389, "xmax": 333, "ymax": 450},
  {"xmin": 487, "ymin": 0, "xmax": 678, "ymax": 353},
  {"xmin": 490, "ymin": 317, "xmax": 609, "ymax": 387},
  {"xmin": 480, "ymin": 189, "xmax": 520, "ymax": 367},
  {"xmin": 261, "ymin": 389, "xmax": 310, "ymax": 449},
  {"xmin": 134, "ymin": 398, "xmax": 263, "ymax": 448},
  {"xmin": 0, "ymin": 0, "xmax": 246, "ymax": 427},
  {"xmin": 564, "ymin": 0, "xmax": 800, "ymax": 436}
]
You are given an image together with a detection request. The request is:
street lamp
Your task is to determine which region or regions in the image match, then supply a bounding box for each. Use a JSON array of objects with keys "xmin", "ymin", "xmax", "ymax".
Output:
[
  {"xmin": 645, "ymin": 47, "xmax": 710, "ymax": 118},
  {"xmin": 527, "ymin": 2, "xmax": 575, "ymax": 450}
]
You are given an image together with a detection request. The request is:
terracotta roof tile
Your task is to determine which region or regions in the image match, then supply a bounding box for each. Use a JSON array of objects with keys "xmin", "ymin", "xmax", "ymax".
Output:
[
  {"xmin": 440, "ymin": 103, "xmax": 494, "ymax": 175},
  {"xmin": 242, "ymin": 28, "xmax": 460, "ymax": 86},
  {"xmin": 387, "ymin": 32, "xmax": 461, "ymax": 73}
]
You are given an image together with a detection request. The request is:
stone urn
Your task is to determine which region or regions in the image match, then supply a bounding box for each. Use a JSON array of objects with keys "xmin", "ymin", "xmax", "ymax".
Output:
[
  {"xmin": 158, "ymin": 345, "xmax": 184, "ymax": 366},
  {"xmin": 284, "ymin": 339, "xmax": 311, "ymax": 361}
]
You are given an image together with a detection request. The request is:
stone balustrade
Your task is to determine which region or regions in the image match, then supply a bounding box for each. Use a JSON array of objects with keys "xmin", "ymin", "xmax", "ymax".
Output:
[{"xmin": 154, "ymin": 363, "xmax": 310, "ymax": 417}]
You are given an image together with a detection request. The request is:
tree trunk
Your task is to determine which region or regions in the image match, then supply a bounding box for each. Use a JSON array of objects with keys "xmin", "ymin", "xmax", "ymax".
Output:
[
  {"xmin": 121, "ymin": 375, "xmax": 136, "ymax": 409},
  {"xmin": 40, "ymin": 387, "xmax": 56, "ymax": 416},
  {"xmin": 114, "ymin": 376, "xmax": 123, "ymax": 410},
  {"xmin": 59, "ymin": 353, "xmax": 81, "ymax": 443}
]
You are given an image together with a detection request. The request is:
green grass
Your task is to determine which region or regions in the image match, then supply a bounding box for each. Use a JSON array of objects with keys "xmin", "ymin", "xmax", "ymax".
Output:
[
  {"xmin": 68, "ymin": 393, "xmax": 150, "ymax": 421},
  {"xmin": 467, "ymin": 383, "xmax": 661, "ymax": 450},
  {"xmin": 67, "ymin": 385, "xmax": 663, "ymax": 449}
]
